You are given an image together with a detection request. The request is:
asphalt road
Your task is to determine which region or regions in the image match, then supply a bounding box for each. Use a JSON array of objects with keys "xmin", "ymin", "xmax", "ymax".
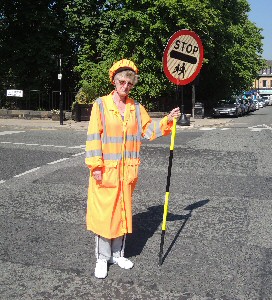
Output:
[{"xmin": 0, "ymin": 107, "xmax": 272, "ymax": 299}]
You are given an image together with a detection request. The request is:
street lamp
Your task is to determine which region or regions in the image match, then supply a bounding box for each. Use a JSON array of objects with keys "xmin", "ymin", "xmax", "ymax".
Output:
[{"xmin": 58, "ymin": 55, "xmax": 63, "ymax": 125}]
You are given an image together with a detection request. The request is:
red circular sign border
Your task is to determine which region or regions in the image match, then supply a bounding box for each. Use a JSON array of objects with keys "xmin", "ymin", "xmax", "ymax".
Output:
[{"xmin": 163, "ymin": 29, "xmax": 204, "ymax": 85}]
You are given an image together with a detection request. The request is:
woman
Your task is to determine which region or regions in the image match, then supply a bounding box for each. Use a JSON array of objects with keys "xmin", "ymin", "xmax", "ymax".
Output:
[{"xmin": 85, "ymin": 59, "xmax": 181, "ymax": 279}]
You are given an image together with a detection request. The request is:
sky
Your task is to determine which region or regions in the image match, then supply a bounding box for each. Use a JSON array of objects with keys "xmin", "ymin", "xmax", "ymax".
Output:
[{"xmin": 247, "ymin": 0, "xmax": 272, "ymax": 60}]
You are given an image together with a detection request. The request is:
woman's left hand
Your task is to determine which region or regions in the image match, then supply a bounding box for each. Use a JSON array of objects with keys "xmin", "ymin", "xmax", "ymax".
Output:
[{"xmin": 167, "ymin": 107, "xmax": 181, "ymax": 122}]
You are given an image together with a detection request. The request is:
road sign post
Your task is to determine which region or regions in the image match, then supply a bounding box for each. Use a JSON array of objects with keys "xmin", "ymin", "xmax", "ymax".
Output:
[
  {"xmin": 159, "ymin": 30, "xmax": 204, "ymax": 265},
  {"xmin": 58, "ymin": 55, "xmax": 63, "ymax": 125}
]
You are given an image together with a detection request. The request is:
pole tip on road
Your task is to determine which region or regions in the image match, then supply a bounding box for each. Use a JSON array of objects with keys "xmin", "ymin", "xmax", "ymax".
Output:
[{"xmin": 158, "ymin": 256, "xmax": 163, "ymax": 266}]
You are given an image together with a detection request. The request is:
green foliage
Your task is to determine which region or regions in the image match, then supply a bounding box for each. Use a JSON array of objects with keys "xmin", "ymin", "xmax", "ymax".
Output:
[
  {"xmin": 72, "ymin": 0, "xmax": 265, "ymax": 106},
  {"xmin": 74, "ymin": 60, "xmax": 113, "ymax": 101},
  {"xmin": 0, "ymin": 0, "xmax": 267, "ymax": 109},
  {"xmin": 0, "ymin": 0, "xmax": 77, "ymax": 92}
]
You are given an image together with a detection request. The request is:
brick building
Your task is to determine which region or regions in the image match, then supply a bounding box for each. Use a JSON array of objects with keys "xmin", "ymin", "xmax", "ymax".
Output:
[{"xmin": 252, "ymin": 60, "xmax": 272, "ymax": 97}]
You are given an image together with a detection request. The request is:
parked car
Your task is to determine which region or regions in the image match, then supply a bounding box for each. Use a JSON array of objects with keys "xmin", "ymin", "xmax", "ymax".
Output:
[
  {"xmin": 243, "ymin": 99, "xmax": 251, "ymax": 114},
  {"xmin": 248, "ymin": 99, "xmax": 256, "ymax": 112},
  {"xmin": 262, "ymin": 96, "xmax": 270, "ymax": 106},
  {"xmin": 238, "ymin": 99, "xmax": 247, "ymax": 116},
  {"xmin": 253, "ymin": 99, "xmax": 259, "ymax": 110},
  {"xmin": 238, "ymin": 98, "xmax": 250, "ymax": 114},
  {"xmin": 261, "ymin": 97, "xmax": 268, "ymax": 107},
  {"xmin": 212, "ymin": 98, "xmax": 241, "ymax": 118},
  {"xmin": 258, "ymin": 98, "xmax": 264, "ymax": 108}
]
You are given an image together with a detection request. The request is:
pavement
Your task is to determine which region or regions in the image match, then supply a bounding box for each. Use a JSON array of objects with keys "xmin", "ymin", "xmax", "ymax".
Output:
[{"xmin": 0, "ymin": 116, "xmax": 233, "ymax": 131}]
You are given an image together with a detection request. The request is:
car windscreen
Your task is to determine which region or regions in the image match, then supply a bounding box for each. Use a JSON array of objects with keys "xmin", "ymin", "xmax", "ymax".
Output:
[{"xmin": 217, "ymin": 99, "xmax": 236, "ymax": 105}]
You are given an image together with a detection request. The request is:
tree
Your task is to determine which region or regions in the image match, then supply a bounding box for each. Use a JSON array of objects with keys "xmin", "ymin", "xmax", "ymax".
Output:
[
  {"xmin": 65, "ymin": 0, "xmax": 108, "ymax": 99},
  {"xmin": 0, "ymin": 0, "xmax": 266, "ymax": 110},
  {"xmin": 198, "ymin": 0, "xmax": 265, "ymax": 105},
  {"xmin": 73, "ymin": 0, "xmax": 264, "ymax": 109},
  {"xmin": 0, "ymin": 0, "xmax": 77, "ymax": 94}
]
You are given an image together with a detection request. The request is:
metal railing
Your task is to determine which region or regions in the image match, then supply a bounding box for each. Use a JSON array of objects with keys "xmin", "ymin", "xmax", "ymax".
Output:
[{"xmin": 0, "ymin": 90, "xmax": 76, "ymax": 111}]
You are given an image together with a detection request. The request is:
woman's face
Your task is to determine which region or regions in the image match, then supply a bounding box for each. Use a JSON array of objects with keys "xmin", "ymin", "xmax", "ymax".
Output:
[{"xmin": 114, "ymin": 76, "xmax": 134, "ymax": 97}]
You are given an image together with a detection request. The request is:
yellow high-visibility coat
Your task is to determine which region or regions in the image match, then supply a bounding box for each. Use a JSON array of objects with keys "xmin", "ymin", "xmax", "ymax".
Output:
[{"xmin": 85, "ymin": 91, "xmax": 173, "ymax": 239}]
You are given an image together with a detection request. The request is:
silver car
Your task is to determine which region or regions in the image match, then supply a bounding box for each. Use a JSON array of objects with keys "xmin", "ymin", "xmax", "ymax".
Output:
[
  {"xmin": 262, "ymin": 96, "xmax": 270, "ymax": 106},
  {"xmin": 212, "ymin": 99, "xmax": 242, "ymax": 118}
]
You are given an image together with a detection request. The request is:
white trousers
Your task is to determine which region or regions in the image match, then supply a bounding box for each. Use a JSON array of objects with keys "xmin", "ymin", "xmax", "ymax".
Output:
[{"xmin": 95, "ymin": 235, "xmax": 126, "ymax": 260}]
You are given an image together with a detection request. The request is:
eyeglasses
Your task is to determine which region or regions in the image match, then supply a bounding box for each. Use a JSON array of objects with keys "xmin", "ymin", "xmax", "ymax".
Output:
[{"xmin": 117, "ymin": 79, "xmax": 134, "ymax": 88}]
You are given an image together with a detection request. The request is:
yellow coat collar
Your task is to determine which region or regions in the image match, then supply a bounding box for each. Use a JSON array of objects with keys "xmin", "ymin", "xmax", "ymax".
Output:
[{"xmin": 104, "ymin": 91, "xmax": 136, "ymax": 124}]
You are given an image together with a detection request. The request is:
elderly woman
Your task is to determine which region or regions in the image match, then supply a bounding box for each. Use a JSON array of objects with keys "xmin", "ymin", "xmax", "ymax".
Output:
[{"xmin": 85, "ymin": 59, "xmax": 181, "ymax": 279}]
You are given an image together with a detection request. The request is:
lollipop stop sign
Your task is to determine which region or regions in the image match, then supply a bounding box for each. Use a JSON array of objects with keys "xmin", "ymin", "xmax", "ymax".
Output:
[{"xmin": 163, "ymin": 29, "xmax": 204, "ymax": 85}]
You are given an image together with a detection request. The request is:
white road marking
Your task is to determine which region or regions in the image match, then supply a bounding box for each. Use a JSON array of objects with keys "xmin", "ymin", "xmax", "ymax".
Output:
[
  {"xmin": 71, "ymin": 152, "xmax": 85, "ymax": 157},
  {"xmin": 250, "ymin": 128, "xmax": 262, "ymax": 132},
  {"xmin": 1, "ymin": 138, "xmax": 84, "ymax": 182},
  {"xmin": 221, "ymin": 128, "xmax": 231, "ymax": 131},
  {"xmin": 1, "ymin": 152, "xmax": 83, "ymax": 183},
  {"xmin": 199, "ymin": 127, "xmax": 217, "ymax": 131},
  {"xmin": 47, "ymin": 158, "xmax": 70, "ymax": 165},
  {"xmin": 14, "ymin": 167, "xmax": 41, "ymax": 178},
  {"xmin": 68, "ymin": 145, "xmax": 85, "ymax": 149},
  {"xmin": 249, "ymin": 124, "xmax": 272, "ymax": 131},
  {"xmin": 0, "ymin": 141, "xmax": 85, "ymax": 149},
  {"xmin": 0, "ymin": 131, "xmax": 25, "ymax": 136}
]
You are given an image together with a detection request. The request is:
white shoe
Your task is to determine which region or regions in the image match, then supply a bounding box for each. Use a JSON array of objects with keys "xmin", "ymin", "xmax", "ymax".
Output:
[
  {"xmin": 94, "ymin": 259, "xmax": 108, "ymax": 279},
  {"xmin": 109, "ymin": 256, "xmax": 134, "ymax": 269}
]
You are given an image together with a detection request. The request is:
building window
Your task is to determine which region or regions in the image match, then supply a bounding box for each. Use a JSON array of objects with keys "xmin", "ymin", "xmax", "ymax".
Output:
[
  {"xmin": 263, "ymin": 80, "xmax": 267, "ymax": 87},
  {"xmin": 270, "ymin": 80, "xmax": 272, "ymax": 88}
]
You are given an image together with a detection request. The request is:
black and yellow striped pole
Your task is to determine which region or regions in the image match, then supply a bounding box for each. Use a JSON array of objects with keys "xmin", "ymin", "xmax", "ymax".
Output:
[
  {"xmin": 159, "ymin": 29, "xmax": 204, "ymax": 265},
  {"xmin": 158, "ymin": 117, "xmax": 177, "ymax": 265}
]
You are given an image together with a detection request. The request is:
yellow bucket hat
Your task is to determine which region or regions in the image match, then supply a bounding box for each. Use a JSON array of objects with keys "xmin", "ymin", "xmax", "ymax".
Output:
[{"xmin": 109, "ymin": 59, "xmax": 138, "ymax": 83}]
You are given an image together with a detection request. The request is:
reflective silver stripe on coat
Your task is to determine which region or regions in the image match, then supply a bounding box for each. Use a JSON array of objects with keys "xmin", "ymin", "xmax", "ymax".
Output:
[
  {"xmin": 86, "ymin": 133, "xmax": 101, "ymax": 141},
  {"xmin": 102, "ymin": 136, "xmax": 123, "ymax": 144},
  {"xmin": 85, "ymin": 98, "xmax": 104, "ymax": 160},
  {"xmin": 134, "ymin": 101, "xmax": 142, "ymax": 140},
  {"xmin": 86, "ymin": 149, "xmax": 103, "ymax": 157},
  {"xmin": 102, "ymin": 135, "xmax": 141, "ymax": 144},
  {"xmin": 103, "ymin": 153, "xmax": 122, "ymax": 160},
  {"xmin": 126, "ymin": 135, "xmax": 142, "ymax": 142},
  {"xmin": 143, "ymin": 121, "xmax": 155, "ymax": 139},
  {"xmin": 143, "ymin": 120, "xmax": 163, "ymax": 140},
  {"xmin": 96, "ymin": 98, "xmax": 106, "ymax": 136},
  {"xmin": 124, "ymin": 151, "xmax": 139, "ymax": 159},
  {"xmin": 155, "ymin": 122, "xmax": 163, "ymax": 138},
  {"xmin": 103, "ymin": 151, "xmax": 139, "ymax": 160}
]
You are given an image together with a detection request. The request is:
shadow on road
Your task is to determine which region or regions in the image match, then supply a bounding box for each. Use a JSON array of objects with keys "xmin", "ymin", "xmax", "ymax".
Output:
[{"xmin": 126, "ymin": 199, "xmax": 209, "ymax": 263}]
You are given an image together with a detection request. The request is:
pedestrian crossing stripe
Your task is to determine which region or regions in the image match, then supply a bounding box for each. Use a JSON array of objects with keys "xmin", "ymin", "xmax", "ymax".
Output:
[
  {"xmin": 199, "ymin": 127, "xmax": 217, "ymax": 130},
  {"xmin": 0, "ymin": 141, "xmax": 85, "ymax": 149},
  {"xmin": 0, "ymin": 130, "xmax": 26, "ymax": 136},
  {"xmin": 248, "ymin": 124, "xmax": 272, "ymax": 131}
]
